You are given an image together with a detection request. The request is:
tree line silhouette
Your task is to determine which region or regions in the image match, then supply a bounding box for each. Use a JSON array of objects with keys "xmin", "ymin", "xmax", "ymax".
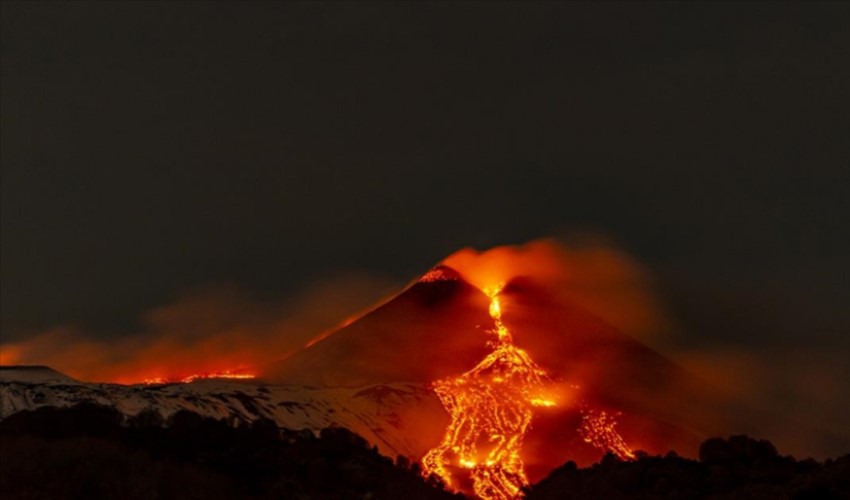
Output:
[{"xmin": 0, "ymin": 403, "xmax": 847, "ymax": 499}]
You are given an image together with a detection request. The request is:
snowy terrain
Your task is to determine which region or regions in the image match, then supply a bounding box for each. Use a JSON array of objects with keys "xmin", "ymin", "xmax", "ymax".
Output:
[
  {"xmin": 0, "ymin": 366, "xmax": 446, "ymax": 460},
  {"xmin": 0, "ymin": 365, "xmax": 79, "ymax": 384}
]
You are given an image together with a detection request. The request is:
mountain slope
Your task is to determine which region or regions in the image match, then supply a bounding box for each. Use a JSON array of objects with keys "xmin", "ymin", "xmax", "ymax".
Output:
[
  {"xmin": 0, "ymin": 375, "xmax": 444, "ymax": 460},
  {"xmin": 269, "ymin": 266, "xmax": 494, "ymax": 386},
  {"xmin": 0, "ymin": 365, "xmax": 79, "ymax": 384},
  {"xmin": 266, "ymin": 266, "xmax": 727, "ymax": 477},
  {"xmin": 0, "ymin": 265, "xmax": 749, "ymax": 486}
]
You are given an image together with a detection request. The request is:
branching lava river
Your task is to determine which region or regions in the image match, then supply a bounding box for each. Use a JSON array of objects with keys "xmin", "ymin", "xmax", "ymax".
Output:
[{"xmin": 422, "ymin": 284, "xmax": 556, "ymax": 499}]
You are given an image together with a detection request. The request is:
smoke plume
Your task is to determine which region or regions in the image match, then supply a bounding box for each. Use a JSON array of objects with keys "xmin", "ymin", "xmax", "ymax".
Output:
[{"xmin": 443, "ymin": 236, "xmax": 674, "ymax": 343}]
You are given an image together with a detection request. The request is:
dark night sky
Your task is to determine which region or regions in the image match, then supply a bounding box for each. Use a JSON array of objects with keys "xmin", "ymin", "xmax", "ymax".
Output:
[{"xmin": 2, "ymin": 1, "xmax": 849, "ymax": 356}]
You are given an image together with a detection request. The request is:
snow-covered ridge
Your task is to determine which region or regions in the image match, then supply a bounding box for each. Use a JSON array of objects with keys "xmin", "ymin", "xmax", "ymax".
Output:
[
  {"xmin": 0, "ymin": 372, "xmax": 445, "ymax": 460},
  {"xmin": 0, "ymin": 365, "xmax": 79, "ymax": 384}
]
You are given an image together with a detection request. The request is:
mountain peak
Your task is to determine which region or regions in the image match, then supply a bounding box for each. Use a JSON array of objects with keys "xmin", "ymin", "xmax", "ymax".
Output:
[{"xmin": 417, "ymin": 265, "xmax": 464, "ymax": 283}]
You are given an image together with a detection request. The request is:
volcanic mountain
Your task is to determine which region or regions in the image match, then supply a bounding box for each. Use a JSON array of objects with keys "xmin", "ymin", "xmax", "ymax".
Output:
[
  {"xmin": 266, "ymin": 265, "xmax": 728, "ymax": 483},
  {"xmin": 0, "ymin": 264, "xmax": 739, "ymax": 497}
]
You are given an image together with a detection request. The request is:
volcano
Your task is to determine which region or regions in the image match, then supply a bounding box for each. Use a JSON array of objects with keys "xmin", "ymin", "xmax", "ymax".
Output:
[
  {"xmin": 0, "ymin": 263, "xmax": 740, "ymax": 499},
  {"xmin": 266, "ymin": 264, "xmax": 727, "ymax": 490}
]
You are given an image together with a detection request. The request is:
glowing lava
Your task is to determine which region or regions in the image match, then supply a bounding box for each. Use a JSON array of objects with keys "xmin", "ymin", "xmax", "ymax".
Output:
[
  {"xmin": 423, "ymin": 284, "xmax": 555, "ymax": 500},
  {"xmin": 579, "ymin": 408, "xmax": 635, "ymax": 460},
  {"xmin": 142, "ymin": 370, "xmax": 256, "ymax": 385}
]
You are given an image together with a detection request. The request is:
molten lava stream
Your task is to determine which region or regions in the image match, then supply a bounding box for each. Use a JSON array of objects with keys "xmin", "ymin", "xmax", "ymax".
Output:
[
  {"xmin": 141, "ymin": 370, "xmax": 256, "ymax": 385},
  {"xmin": 579, "ymin": 408, "xmax": 635, "ymax": 460},
  {"xmin": 423, "ymin": 285, "xmax": 555, "ymax": 500}
]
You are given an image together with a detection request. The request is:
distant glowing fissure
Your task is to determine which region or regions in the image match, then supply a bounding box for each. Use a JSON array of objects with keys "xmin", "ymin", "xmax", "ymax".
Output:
[{"xmin": 142, "ymin": 370, "xmax": 255, "ymax": 385}]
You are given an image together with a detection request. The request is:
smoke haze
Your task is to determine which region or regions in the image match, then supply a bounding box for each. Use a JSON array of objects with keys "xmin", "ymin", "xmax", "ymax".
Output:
[
  {"xmin": 443, "ymin": 238, "xmax": 850, "ymax": 459},
  {"xmin": 0, "ymin": 274, "xmax": 398, "ymax": 383}
]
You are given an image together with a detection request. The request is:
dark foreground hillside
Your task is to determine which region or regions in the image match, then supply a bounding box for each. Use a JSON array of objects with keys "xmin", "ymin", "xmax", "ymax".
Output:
[
  {"xmin": 1, "ymin": 404, "xmax": 848, "ymax": 500},
  {"xmin": 526, "ymin": 436, "xmax": 849, "ymax": 500},
  {"xmin": 0, "ymin": 403, "xmax": 459, "ymax": 500}
]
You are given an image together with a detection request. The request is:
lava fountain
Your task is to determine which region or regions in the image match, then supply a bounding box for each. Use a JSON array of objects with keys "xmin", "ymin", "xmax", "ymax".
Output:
[{"xmin": 422, "ymin": 284, "xmax": 556, "ymax": 500}]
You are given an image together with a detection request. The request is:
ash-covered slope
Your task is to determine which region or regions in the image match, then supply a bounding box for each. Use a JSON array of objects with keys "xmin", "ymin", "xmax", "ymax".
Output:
[
  {"xmin": 269, "ymin": 265, "xmax": 494, "ymax": 386},
  {"xmin": 494, "ymin": 277, "xmax": 722, "ymax": 477},
  {"xmin": 0, "ymin": 374, "xmax": 445, "ymax": 460},
  {"xmin": 268, "ymin": 268, "xmax": 706, "ymax": 407}
]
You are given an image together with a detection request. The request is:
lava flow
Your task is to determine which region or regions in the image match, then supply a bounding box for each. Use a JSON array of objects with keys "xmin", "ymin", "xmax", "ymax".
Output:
[
  {"xmin": 579, "ymin": 408, "xmax": 635, "ymax": 460},
  {"xmin": 423, "ymin": 284, "xmax": 555, "ymax": 500},
  {"xmin": 142, "ymin": 370, "xmax": 256, "ymax": 385}
]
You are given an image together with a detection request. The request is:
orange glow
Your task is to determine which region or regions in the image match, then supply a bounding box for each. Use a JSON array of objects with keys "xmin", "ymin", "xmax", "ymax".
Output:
[
  {"xmin": 141, "ymin": 370, "xmax": 256, "ymax": 385},
  {"xmin": 442, "ymin": 243, "xmax": 568, "ymax": 293},
  {"xmin": 0, "ymin": 343, "xmax": 23, "ymax": 365},
  {"xmin": 0, "ymin": 276, "xmax": 394, "ymax": 384},
  {"xmin": 422, "ymin": 285, "xmax": 555, "ymax": 500},
  {"xmin": 579, "ymin": 408, "xmax": 635, "ymax": 460},
  {"xmin": 442, "ymin": 239, "xmax": 674, "ymax": 344}
]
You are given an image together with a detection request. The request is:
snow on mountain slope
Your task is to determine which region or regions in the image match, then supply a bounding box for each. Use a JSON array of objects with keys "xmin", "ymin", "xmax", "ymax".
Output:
[
  {"xmin": 0, "ymin": 365, "xmax": 79, "ymax": 384},
  {"xmin": 0, "ymin": 376, "xmax": 447, "ymax": 460}
]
